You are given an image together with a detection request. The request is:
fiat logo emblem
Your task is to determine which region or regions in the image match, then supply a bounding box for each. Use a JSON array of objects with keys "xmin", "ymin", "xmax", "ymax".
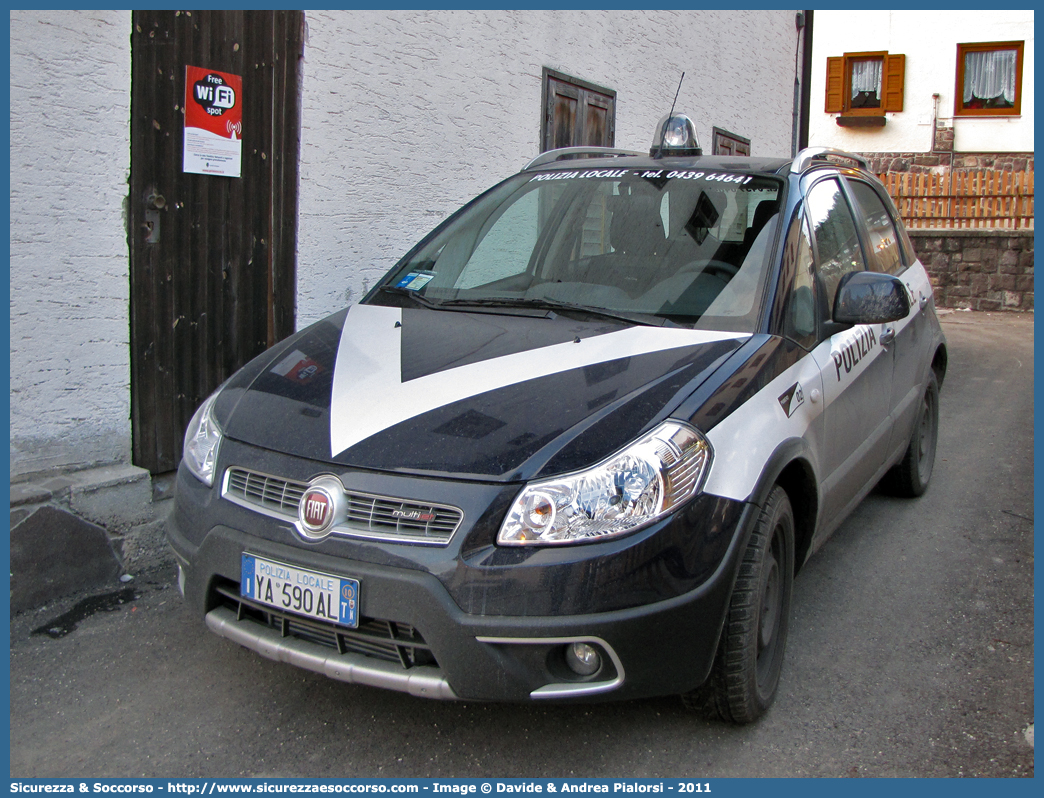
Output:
[
  {"xmin": 296, "ymin": 476, "xmax": 345, "ymax": 541},
  {"xmin": 302, "ymin": 489, "xmax": 331, "ymax": 529}
]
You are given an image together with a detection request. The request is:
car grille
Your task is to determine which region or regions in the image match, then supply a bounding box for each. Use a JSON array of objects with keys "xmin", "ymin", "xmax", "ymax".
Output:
[
  {"xmin": 223, "ymin": 467, "xmax": 463, "ymax": 545},
  {"xmin": 213, "ymin": 580, "xmax": 438, "ymax": 670}
]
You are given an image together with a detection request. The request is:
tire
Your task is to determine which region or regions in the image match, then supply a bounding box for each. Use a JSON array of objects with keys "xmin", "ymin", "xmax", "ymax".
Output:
[
  {"xmin": 682, "ymin": 486, "xmax": 795, "ymax": 723},
  {"xmin": 884, "ymin": 372, "xmax": 940, "ymax": 498}
]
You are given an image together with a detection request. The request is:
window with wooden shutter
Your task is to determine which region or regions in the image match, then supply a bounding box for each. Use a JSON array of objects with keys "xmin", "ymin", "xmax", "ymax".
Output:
[
  {"xmin": 825, "ymin": 51, "xmax": 906, "ymax": 123},
  {"xmin": 541, "ymin": 69, "xmax": 616, "ymax": 152}
]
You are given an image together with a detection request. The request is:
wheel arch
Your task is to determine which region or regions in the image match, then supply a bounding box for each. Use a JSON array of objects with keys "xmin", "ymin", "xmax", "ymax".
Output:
[
  {"xmin": 932, "ymin": 342, "xmax": 948, "ymax": 390},
  {"xmin": 748, "ymin": 438, "xmax": 819, "ymax": 575}
]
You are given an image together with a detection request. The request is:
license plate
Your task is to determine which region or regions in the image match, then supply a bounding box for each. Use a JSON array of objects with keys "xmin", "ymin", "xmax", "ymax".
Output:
[{"xmin": 240, "ymin": 554, "xmax": 359, "ymax": 628}]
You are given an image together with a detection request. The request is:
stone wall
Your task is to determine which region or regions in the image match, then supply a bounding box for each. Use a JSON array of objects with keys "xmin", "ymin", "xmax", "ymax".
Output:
[
  {"xmin": 861, "ymin": 151, "xmax": 1034, "ymax": 175},
  {"xmin": 910, "ymin": 230, "xmax": 1034, "ymax": 312}
]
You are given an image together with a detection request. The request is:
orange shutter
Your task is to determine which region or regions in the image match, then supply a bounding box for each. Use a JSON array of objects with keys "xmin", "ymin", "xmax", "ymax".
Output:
[
  {"xmin": 825, "ymin": 57, "xmax": 845, "ymax": 113},
  {"xmin": 883, "ymin": 53, "xmax": 906, "ymax": 112}
]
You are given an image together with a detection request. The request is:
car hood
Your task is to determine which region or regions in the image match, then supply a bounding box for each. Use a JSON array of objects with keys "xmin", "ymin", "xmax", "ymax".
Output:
[{"xmin": 216, "ymin": 303, "xmax": 747, "ymax": 482}]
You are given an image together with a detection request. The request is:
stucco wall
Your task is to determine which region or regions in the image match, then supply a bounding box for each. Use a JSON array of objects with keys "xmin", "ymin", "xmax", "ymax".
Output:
[
  {"xmin": 10, "ymin": 11, "xmax": 133, "ymax": 478},
  {"xmin": 809, "ymin": 10, "xmax": 1034, "ymax": 154},
  {"xmin": 295, "ymin": 9, "xmax": 802, "ymax": 327}
]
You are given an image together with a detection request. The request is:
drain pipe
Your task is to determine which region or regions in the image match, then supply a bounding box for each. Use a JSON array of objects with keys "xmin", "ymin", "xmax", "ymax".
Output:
[
  {"xmin": 931, "ymin": 92, "xmax": 955, "ymax": 171},
  {"xmin": 930, "ymin": 93, "xmax": 940, "ymax": 152}
]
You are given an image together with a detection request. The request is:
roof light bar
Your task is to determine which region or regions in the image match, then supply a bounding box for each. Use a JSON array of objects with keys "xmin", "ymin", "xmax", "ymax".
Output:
[{"xmin": 650, "ymin": 113, "xmax": 702, "ymax": 157}]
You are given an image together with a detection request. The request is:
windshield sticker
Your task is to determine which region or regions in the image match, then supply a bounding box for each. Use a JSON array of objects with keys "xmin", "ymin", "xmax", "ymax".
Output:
[
  {"xmin": 665, "ymin": 171, "xmax": 754, "ymax": 184},
  {"xmin": 271, "ymin": 349, "xmax": 323, "ymax": 384},
  {"xmin": 530, "ymin": 169, "xmax": 754, "ymax": 185},
  {"xmin": 396, "ymin": 271, "xmax": 435, "ymax": 291},
  {"xmin": 529, "ymin": 168, "xmax": 631, "ymax": 182}
]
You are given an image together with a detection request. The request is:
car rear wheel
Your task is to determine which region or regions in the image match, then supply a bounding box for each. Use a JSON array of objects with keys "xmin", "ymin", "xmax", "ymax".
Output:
[
  {"xmin": 884, "ymin": 372, "xmax": 940, "ymax": 498},
  {"xmin": 682, "ymin": 485, "xmax": 794, "ymax": 723}
]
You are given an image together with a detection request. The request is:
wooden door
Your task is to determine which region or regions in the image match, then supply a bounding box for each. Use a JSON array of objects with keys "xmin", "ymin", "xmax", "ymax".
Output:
[{"xmin": 129, "ymin": 10, "xmax": 303, "ymax": 473}]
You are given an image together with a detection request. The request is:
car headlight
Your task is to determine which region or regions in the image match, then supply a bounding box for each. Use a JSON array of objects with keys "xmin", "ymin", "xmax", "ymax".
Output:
[
  {"xmin": 183, "ymin": 390, "xmax": 224, "ymax": 486},
  {"xmin": 498, "ymin": 421, "xmax": 711, "ymax": 546}
]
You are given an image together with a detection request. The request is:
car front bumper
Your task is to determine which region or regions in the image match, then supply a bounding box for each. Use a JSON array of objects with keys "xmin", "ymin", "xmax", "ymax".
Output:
[{"xmin": 168, "ymin": 441, "xmax": 757, "ymax": 702}]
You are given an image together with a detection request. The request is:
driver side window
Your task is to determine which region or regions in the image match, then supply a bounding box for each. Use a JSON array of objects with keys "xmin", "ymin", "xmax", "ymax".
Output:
[{"xmin": 804, "ymin": 178, "xmax": 867, "ymax": 319}]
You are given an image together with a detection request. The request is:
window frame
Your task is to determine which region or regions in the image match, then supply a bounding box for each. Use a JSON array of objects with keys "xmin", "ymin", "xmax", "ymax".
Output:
[
  {"xmin": 844, "ymin": 51, "xmax": 886, "ymax": 117},
  {"xmin": 801, "ymin": 175, "xmax": 870, "ymax": 335},
  {"xmin": 954, "ymin": 40, "xmax": 1024, "ymax": 117}
]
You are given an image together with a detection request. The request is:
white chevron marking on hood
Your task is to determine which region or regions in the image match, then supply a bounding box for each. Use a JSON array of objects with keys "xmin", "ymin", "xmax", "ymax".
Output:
[{"xmin": 329, "ymin": 303, "xmax": 748, "ymax": 456}]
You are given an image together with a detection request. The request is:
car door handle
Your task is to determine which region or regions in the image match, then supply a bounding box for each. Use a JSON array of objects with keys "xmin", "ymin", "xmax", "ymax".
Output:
[
  {"xmin": 919, "ymin": 295, "xmax": 928, "ymax": 310},
  {"xmin": 880, "ymin": 327, "xmax": 896, "ymax": 347}
]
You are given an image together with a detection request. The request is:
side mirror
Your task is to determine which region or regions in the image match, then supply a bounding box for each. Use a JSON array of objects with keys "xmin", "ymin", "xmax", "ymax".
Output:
[{"xmin": 833, "ymin": 271, "xmax": 911, "ymax": 325}]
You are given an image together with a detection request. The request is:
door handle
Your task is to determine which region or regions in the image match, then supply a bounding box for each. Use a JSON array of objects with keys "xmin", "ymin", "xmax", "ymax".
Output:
[
  {"xmin": 143, "ymin": 189, "xmax": 165, "ymax": 244},
  {"xmin": 880, "ymin": 327, "xmax": 896, "ymax": 347}
]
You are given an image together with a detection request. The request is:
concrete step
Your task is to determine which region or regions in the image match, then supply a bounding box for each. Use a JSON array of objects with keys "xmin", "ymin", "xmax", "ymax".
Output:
[{"xmin": 10, "ymin": 464, "xmax": 175, "ymax": 614}]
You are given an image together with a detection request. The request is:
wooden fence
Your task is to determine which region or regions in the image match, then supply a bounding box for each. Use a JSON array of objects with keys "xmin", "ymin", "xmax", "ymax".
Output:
[{"xmin": 878, "ymin": 170, "xmax": 1034, "ymax": 230}]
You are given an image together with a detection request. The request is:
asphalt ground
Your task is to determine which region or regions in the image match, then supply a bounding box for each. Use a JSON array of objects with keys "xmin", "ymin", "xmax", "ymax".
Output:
[{"xmin": 8, "ymin": 311, "xmax": 1035, "ymax": 778}]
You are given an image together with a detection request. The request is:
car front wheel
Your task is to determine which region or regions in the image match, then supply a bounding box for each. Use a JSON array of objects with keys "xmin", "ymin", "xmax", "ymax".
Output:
[{"xmin": 682, "ymin": 485, "xmax": 795, "ymax": 723}]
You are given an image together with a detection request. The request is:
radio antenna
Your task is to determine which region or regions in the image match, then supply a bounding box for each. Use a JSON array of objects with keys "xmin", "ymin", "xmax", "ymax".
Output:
[{"xmin": 654, "ymin": 72, "xmax": 685, "ymax": 159}]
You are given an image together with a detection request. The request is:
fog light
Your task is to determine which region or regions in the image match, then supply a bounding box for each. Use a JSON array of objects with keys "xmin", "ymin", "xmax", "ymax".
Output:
[{"xmin": 565, "ymin": 642, "xmax": 601, "ymax": 676}]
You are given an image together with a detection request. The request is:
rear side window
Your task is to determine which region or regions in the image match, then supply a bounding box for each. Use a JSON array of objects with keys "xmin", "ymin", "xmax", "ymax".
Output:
[
  {"xmin": 804, "ymin": 177, "xmax": 867, "ymax": 314},
  {"xmin": 847, "ymin": 180, "xmax": 904, "ymax": 275}
]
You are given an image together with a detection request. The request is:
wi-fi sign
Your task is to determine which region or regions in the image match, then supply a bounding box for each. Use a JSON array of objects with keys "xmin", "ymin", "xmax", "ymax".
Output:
[{"xmin": 226, "ymin": 120, "xmax": 242, "ymax": 138}]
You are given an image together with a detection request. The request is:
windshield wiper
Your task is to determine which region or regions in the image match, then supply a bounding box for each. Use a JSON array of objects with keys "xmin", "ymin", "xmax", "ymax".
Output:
[
  {"xmin": 438, "ymin": 297, "xmax": 679, "ymax": 328},
  {"xmin": 376, "ymin": 288, "xmax": 679, "ymax": 327},
  {"xmin": 376, "ymin": 286, "xmax": 553, "ymax": 318}
]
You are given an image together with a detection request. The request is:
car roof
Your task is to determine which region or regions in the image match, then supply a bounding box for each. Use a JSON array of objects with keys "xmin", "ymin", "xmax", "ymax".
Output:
[
  {"xmin": 523, "ymin": 146, "xmax": 877, "ymax": 181},
  {"xmin": 524, "ymin": 153, "xmax": 793, "ymax": 177}
]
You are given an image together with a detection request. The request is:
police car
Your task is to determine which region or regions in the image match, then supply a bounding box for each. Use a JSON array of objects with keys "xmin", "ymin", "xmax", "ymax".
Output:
[{"xmin": 170, "ymin": 113, "xmax": 946, "ymax": 723}]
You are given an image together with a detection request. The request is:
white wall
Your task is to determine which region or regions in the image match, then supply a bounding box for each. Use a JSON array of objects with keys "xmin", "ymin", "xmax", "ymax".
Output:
[
  {"xmin": 296, "ymin": 9, "xmax": 802, "ymax": 327},
  {"xmin": 9, "ymin": 10, "xmax": 133, "ymax": 478},
  {"xmin": 809, "ymin": 10, "xmax": 1034, "ymax": 154}
]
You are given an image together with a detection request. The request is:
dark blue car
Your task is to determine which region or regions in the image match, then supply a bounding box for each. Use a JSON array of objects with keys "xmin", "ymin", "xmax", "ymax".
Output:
[{"xmin": 170, "ymin": 114, "xmax": 947, "ymax": 723}]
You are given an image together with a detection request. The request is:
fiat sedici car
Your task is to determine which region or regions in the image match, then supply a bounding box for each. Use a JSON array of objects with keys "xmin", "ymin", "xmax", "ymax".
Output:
[{"xmin": 170, "ymin": 114, "xmax": 946, "ymax": 723}]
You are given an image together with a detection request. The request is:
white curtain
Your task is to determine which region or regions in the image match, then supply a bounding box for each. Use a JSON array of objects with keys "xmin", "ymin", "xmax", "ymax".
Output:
[
  {"xmin": 963, "ymin": 49, "xmax": 1017, "ymax": 104},
  {"xmin": 850, "ymin": 59, "xmax": 882, "ymax": 98}
]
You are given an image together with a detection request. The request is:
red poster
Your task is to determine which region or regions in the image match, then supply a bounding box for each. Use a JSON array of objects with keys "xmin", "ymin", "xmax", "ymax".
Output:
[{"xmin": 183, "ymin": 65, "xmax": 243, "ymax": 177}]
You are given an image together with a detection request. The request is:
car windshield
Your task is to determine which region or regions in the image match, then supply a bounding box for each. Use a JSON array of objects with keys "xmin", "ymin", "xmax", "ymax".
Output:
[{"xmin": 377, "ymin": 166, "xmax": 784, "ymax": 331}]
